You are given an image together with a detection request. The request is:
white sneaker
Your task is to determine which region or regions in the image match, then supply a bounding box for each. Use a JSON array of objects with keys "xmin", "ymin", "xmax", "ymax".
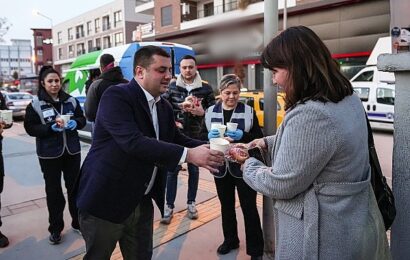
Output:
[
  {"xmin": 187, "ymin": 202, "xmax": 198, "ymax": 219},
  {"xmin": 160, "ymin": 205, "xmax": 174, "ymax": 224}
]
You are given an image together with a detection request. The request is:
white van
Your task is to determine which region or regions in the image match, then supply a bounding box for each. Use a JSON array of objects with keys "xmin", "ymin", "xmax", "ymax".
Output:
[{"xmin": 350, "ymin": 37, "xmax": 395, "ymax": 131}]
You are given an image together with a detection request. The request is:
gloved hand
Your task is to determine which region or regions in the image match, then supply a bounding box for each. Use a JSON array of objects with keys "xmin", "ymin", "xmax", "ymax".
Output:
[
  {"xmin": 208, "ymin": 129, "xmax": 220, "ymax": 140},
  {"xmin": 65, "ymin": 120, "xmax": 77, "ymax": 130},
  {"xmin": 226, "ymin": 129, "xmax": 243, "ymax": 141},
  {"xmin": 51, "ymin": 123, "xmax": 64, "ymax": 132}
]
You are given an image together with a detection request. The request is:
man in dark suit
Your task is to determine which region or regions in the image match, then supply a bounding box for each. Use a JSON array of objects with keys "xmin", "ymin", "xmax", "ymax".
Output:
[{"xmin": 76, "ymin": 46, "xmax": 224, "ymax": 260}]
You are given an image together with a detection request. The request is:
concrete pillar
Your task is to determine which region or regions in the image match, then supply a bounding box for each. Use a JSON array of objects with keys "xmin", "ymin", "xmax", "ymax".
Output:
[{"xmin": 378, "ymin": 53, "xmax": 410, "ymax": 259}]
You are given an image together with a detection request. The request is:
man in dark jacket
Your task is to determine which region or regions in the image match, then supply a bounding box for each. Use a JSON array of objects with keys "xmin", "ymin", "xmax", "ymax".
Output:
[
  {"xmin": 161, "ymin": 55, "xmax": 215, "ymax": 224},
  {"xmin": 84, "ymin": 54, "xmax": 128, "ymax": 122},
  {"xmin": 76, "ymin": 46, "xmax": 224, "ymax": 259}
]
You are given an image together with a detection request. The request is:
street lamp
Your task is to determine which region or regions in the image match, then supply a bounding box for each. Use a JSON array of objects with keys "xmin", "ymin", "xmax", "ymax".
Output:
[{"xmin": 32, "ymin": 9, "xmax": 53, "ymax": 27}]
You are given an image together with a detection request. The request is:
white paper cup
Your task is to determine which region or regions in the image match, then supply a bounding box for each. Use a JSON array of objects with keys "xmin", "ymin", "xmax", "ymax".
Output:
[
  {"xmin": 209, "ymin": 138, "xmax": 230, "ymax": 153},
  {"xmin": 226, "ymin": 122, "xmax": 238, "ymax": 132},
  {"xmin": 211, "ymin": 123, "xmax": 222, "ymax": 130},
  {"xmin": 216, "ymin": 125, "xmax": 227, "ymax": 137},
  {"xmin": 59, "ymin": 114, "xmax": 71, "ymax": 127},
  {"xmin": 0, "ymin": 110, "xmax": 13, "ymax": 125}
]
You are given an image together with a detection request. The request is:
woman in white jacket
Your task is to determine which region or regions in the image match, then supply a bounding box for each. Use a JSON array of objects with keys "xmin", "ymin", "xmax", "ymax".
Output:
[{"xmin": 242, "ymin": 26, "xmax": 391, "ymax": 260}]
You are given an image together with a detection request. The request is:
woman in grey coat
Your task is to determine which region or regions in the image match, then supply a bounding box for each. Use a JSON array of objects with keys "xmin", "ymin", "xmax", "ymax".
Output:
[{"xmin": 242, "ymin": 26, "xmax": 391, "ymax": 260}]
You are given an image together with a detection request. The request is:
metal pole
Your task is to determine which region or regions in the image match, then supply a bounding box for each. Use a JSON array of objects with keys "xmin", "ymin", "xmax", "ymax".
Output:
[
  {"xmin": 386, "ymin": 1, "xmax": 410, "ymax": 258},
  {"xmin": 263, "ymin": 0, "xmax": 278, "ymax": 259},
  {"xmin": 283, "ymin": 0, "xmax": 287, "ymax": 30}
]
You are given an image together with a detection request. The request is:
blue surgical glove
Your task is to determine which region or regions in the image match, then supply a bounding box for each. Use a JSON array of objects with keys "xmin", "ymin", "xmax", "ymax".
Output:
[
  {"xmin": 51, "ymin": 123, "xmax": 64, "ymax": 132},
  {"xmin": 208, "ymin": 129, "xmax": 220, "ymax": 140},
  {"xmin": 226, "ymin": 129, "xmax": 243, "ymax": 141},
  {"xmin": 65, "ymin": 120, "xmax": 77, "ymax": 130}
]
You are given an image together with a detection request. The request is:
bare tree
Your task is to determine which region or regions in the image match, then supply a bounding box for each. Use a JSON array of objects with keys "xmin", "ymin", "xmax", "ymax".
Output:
[{"xmin": 0, "ymin": 17, "xmax": 12, "ymax": 43}]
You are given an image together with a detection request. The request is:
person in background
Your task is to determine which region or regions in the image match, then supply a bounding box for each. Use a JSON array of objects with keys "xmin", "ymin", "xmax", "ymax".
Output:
[
  {"xmin": 84, "ymin": 69, "xmax": 101, "ymax": 95},
  {"xmin": 84, "ymin": 54, "xmax": 128, "ymax": 123},
  {"xmin": 161, "ymin": 55, "xmax": 215, "ymax": 224},
  {"xmin": 0, "ymin": 93, "xmax": 12, "ymax": 248},
  {"xmin": 242, "ymin": 26, "xmax": 391, "ymax": 259},
  {"xmin": 24, "ymin": 66, "xmax": 86, "ymax": 245},
  {"xmin": 205, "ymin": 74, "xmax": 264, "ymax": 260},
  {"xmin": 76, "ymin": 46, "xmax": 224, "ymax": 260}
]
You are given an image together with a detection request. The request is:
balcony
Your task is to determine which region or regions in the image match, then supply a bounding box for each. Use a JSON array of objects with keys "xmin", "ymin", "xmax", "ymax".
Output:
[{"xmin": 102, "ymin": 23, "xmax": 111, "ymax": 31}]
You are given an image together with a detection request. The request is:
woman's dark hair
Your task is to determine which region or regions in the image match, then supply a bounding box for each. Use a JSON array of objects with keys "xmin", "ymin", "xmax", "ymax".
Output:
[
  {"xmin": 38, "ymin": 65, "xmax": 61, "ymax": 90},
  {"xmin": 261, "ymin": 26, "xmax": 353, "ymax": 110}
]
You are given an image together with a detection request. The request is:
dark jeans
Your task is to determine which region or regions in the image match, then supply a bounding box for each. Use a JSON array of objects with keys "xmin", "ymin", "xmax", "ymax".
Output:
[
  {"xmin": 166, "ymin": 163, "xmax": 199, "ymax": 208},
  {"xmin": 79, "ymin": 196, "xmax": 154, "ymax": 260},
  {"xmin": 215, "ymin": 173, "xmax": 264, "ymax": 257},
  {"xmin": 39, "ymin": 152, "xmax": 81, "ymax": 233}
]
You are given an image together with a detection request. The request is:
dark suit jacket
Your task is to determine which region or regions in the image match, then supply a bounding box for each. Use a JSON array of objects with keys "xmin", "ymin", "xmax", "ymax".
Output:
[{"xmin": 76, "ymin": 78, "xmax": 204, "ymax": 223}]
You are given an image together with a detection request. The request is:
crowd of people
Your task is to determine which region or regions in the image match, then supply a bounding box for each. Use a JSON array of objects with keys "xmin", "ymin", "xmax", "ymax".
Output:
[{"xmin": 0, "ymin": 26, "xmax": 391, "ymax": 260}]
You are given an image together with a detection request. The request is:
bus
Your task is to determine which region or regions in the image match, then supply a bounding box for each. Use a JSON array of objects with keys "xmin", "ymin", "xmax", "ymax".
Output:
[{"xmin": 63, "ymin": 41, "xmax": 195, "ymax": 141}]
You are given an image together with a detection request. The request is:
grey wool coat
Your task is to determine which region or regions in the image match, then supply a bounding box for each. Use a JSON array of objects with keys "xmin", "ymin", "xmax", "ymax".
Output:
[{"xmin": 243, "ymin": 94, "xmax": 391, "ymax": 260}]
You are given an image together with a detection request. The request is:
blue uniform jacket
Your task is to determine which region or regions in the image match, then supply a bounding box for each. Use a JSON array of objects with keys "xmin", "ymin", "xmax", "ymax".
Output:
[{"xmin": 76, "ymin": 78, "xmax": 204, "ymax": 223}]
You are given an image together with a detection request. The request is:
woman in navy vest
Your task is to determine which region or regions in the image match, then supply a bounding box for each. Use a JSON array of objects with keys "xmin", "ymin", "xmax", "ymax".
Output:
[
  {"xmin": 24, "ymin": 66, "xmax": 86, "ymax": 245},
  {"xmin": 204, "ymin": 74, "xmax": 264, "ymax": 260}
]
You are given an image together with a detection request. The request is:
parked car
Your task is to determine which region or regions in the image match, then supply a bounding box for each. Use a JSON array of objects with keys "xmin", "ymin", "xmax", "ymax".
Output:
[
  {"xmin": 1, "ymin": 91, "xmax": 33, "ymax": 118},
  {"xmin": 238, "ymin": 91, "xmax": 286, "ymax": 129}
]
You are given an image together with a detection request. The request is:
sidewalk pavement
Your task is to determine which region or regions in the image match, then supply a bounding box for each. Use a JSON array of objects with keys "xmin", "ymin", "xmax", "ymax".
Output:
[{"xmin": 0, "ymin": 168, "xmax": 264, "ymax": 260}]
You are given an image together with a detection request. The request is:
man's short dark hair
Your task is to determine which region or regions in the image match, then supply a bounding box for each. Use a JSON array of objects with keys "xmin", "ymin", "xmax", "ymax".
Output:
[
  {"xmin": 133, "ymin": 46, "xmax": 170, "ymax": 73},
  {"xmin": 100, "ymin": 54, "xmax": 115, "ymax": 68},
  {"xmin": 180, "ymin": 55, "xmax": 196, "ymax": 64}
]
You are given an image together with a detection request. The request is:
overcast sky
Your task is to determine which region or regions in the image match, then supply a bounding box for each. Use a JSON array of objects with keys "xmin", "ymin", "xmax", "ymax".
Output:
[{"xmin": 0, "ymin": 0, "xmax": 113, "ymax": 44}]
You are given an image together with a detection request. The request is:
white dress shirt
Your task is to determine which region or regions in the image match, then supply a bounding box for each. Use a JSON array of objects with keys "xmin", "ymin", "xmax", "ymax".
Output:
[{"xmin": 139, "ymin": 85, "xmax": 187, "ymax": 195}]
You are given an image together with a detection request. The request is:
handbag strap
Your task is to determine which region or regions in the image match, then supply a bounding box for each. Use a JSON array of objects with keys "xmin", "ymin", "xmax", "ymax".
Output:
[{"xmin": 365, "ymin": 115, "xmax": 384, "ymax": 189}]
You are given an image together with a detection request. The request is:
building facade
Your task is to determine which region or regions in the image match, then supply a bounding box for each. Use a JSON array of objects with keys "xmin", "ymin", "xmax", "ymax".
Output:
[
  {"xmin": 0, "ymin": 39, "xmax": 33, "ymax": 83},
  {"xmin": 52, "ymin": 0, "xmax": 153, "ymax": 72},
  {"xmin": 31, "ymin": 28, "xmax": 53, "ymax": 75},
  {"xmin": 136, "ymin": 0, "xmax": 390, "ymax": 90}
]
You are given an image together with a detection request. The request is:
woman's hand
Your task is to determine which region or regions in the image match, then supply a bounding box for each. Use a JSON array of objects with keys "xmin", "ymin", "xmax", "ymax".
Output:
[
  {"xmin": 226, "ymin": 129, "xmax": 243, "ymax": 141},
  {"xmin": 247, "ymin": 138, "xmax": 267, "ymax": 150}
]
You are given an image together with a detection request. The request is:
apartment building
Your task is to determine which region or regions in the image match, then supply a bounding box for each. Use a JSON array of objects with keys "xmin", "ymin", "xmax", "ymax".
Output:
[
  {"xmin": 52, "ymin": 0, "xmax": 153, "ymax": 72},
  {"xmin": 0, "ymin": 39, "xmax": 33, "ymax": 83},
  {"xmin": 31, "ymin": 28, "xmax": 53, "ymax": 75},
  {"xmin": 137, "ymin": 0, "xmax": 390, "ymax": 89}
]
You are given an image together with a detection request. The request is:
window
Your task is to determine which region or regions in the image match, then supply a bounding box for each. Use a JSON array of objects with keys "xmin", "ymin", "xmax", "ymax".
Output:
[
  {"xmin": 102, "ymin": 15, "xmax": 111, "ymax": 31},
  {"xmin": 88, "ymin": 40, "xmax": 93, "ymax": 52},
  {"xmin": 87, "ymin": 21, "xmax": 92, "ymax": 35},
  {"xmin": 68, "ymin": 28, "xmax": 73, "ymax": 40},
  {"xmin": 376, "ymin": 88, "xmax": 395, "ymax": 105},
  {"xmin": 95, "ymin": 18, "xmax": 100, "ymax": 33},
  {"xmin": 58, "ymin": 48, "xmax": 63, "ymax": 60},
  {"xmin": 77, "ymin": 43, "xmax": 85, "ymax": 56},
  {"xmin": 37, "ymin": 49, "xmax": 43, "ymax": 62},
  {"xmin": 76, "ymin": 25, "xmax": 85, "ymax": 39},
  {"xmin": 95, "ymin": 38, "xmax": 101, "ymax": 50},
  {"xmin": 36, "ymin": 35, "xmax": 43, "ymax": 46},
  {"xmin": 103, "ymin": 36, "xmax": 111, "ymax": 49},
  {"xmin": 352, "ymin": 70, "xmax": 374, "ymax": 82},
  {"xmin": 353, "ymin": 87, "xmax": 370, "ymax": 102},
  {"xmin": 239, "ymin": 97, "xmax": 254, "ymax": 108},
  {"xmin": 161, "ymin": 5, "xmax": 172, "ymax": 27},
  {"xmin": 204, "ymin": 2, "xmax": 214, "ymax": 17},
  {"xmin": 114, "ymin": 11, "xmax": 122, "ymax": 27},
  {"xmin": 68, "ymin": 45, "xmax": 74, "ymax": 58},
  {"xmin": 57, "ymin": 32, "xmax": 62, "ymax": 44},
  {"xmin": 114, "ymin": 32, "xmax": 123, "ymax": 46}
]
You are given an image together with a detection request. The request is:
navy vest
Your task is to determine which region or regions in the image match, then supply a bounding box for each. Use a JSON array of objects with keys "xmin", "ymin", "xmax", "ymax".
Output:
[
  {"xmin": 205, "ymin": 102, "xmax": 254, "ymax": 178},
  {"xmin": 31, "ymin": 97, "xmax": 81, "ymax": 158}
]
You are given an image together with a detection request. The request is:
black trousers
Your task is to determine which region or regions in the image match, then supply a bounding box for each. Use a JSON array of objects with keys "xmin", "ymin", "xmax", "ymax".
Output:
[
  {"xmin": 79, "ymin": 196, "xmax": 154, "ymax": 260},
  {"xmin": 215, "ymin": 173, "xmax": 264, "ymax": 257},
  {"xmin": 39, "ymin": 151, "xmax": 81, "ymax": 233}
]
